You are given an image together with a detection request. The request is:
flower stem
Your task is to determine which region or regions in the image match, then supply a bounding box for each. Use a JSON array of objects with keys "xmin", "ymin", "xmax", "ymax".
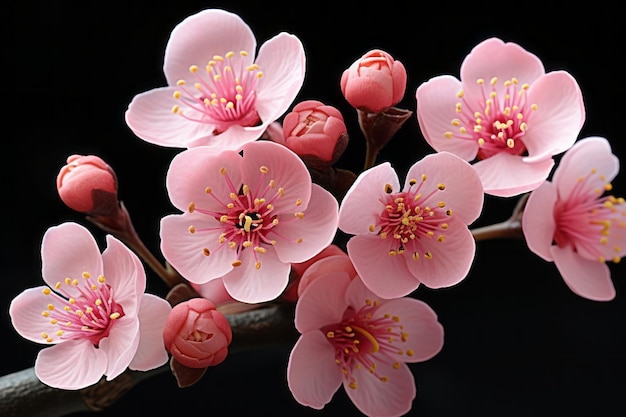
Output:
[
  {"xmin": 87, "ymin": 201, "xmax": 184, "ymax": 288},
  {"xmin": 470, "ymin": 193, "xmax": 529, "ymax": 242}
]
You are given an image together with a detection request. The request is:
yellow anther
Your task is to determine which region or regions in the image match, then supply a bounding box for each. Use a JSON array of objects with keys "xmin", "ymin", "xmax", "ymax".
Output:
[
  {"xmin": 437, "ymin": 183, "xmax": 446, "ymax": 190},
  {"xmin": 188, "ymin": 225, "xmax": 195, "ymax": 234},
  {"xmin": 531, "ymin": 104, "xmax": 538, "ymax": 111},
  {"xmin": 171, "ymin": 104, "xmax": 180, "ymax": 114},
  {"xmin": 490, "ymin": 77, "xmax": 498, "ymax": 85},
  {"xmin": 384, "ymin": 183, "xmax": 393, "ymax": 193},
  {"xmin": 457, "ymin": 90, "xmax": 464, "ymax": 98},
  {"xmin": 507, "ymin": 138, "xmax": 515, "ymax": 148},
  {"xmin": 173, "ymin": 91, "xmax": 181, "ymax": 99},
  {"xmin": 477, "ymin": 78, "xmax": 484, "ymax": 85},
  {"xmin": 444, "ymin": 131, "xmax": 453, "ymax": 139},
  {"xmin": 110, "ymin": 312, "xmax": 121, "ymax": 320},
  {"xmin": 176, "ymin": 79, "xmax": 186, "ymax": 86}
]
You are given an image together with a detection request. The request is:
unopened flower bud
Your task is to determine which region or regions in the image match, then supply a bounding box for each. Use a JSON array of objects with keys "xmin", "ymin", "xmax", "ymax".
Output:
[
  {"xmin": 282, "ymin": 100, "xmax": 348, "ymax": 165},
  {"xmin": 56, "ymin": 154, "xmax": 119, "ymax": 216},
  {"xmin": 163, "ymin": 298, "xmax": 232, "ymax": 369},
  {"xmin": 340, "ymin": 49, "xmax": 407, "ymax": 114}
]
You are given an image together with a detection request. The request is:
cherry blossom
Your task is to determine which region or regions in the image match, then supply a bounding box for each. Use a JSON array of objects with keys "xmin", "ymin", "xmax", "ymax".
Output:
[
  {"xmin": 9, "ymin": 222, "xmax": 171, "ymax": 390},
  {"xmin": 416, "ymin": 37, "xmax": 585, "ymax": 197},
  {"xmin": 288, "ymin": 272, "xmax": 443, "ymax": 416},
  {"xmin": 522, "ymin": 137, "xmax": 626, "ymax": 301},
  {"xmin": 125, "ymin": 9, "xmax": 305, "ymax": 150},
  {"xmin": 160, "ymin": 140, "xmax": 339, "ymax": 303},
  {"xmin": 338, "ymin": 151, "xmax": 483, "ymax": 298}
]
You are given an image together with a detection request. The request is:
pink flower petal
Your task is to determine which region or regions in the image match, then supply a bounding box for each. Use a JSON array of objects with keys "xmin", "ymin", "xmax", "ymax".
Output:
[
  {"xmin": 553, "ymin": 137, "xmax": 619, "ymax": 199},
  {"xmin": 347, "ymin": 235, "xmax": 420, "ymax": 298},
  {"xmin": 166, "ymin": 147, "xmax": 243, "ymax": 212},
  {"xmin": 163, "ymin": 9, "xmax": 256, "ymax": 85},
  {"xmin": 376, "ymin": 298, "xmax": 444, "ymax": 362},
  {"xmin": 125, "ymin": 87, "xmax": 216, "ymax": 148},
  {"xmin": 129, "ymin": 293, "xmax": 172, "ymax": 371},
  {"xmin": 239, "ymin": 140, "xmax": 312, "ymax": 210},
  {"xmin": 297, "ymin": 253, "xmax": 356, "ymax": 297},
  {"xmin": 160, "ymin": 214, "xmax": 237, "ymax": 284},
  {"xmin": 9, "ymin": 287, "xmax": 64, "ymax": 344},
  {"xmin": 523, "ymin": 71, "xmax": 585, "ymax": 161},
  {"xmin": 416, "ymin": 75, "xmax": 479, "ymax": 161},
  {"xmin": 272, "ymin": 184, "xmax": 338, "ymax": 263},
  {"xmin": 287, "ymin": 331, "xmax": 342, "ymax": 410},
  {"xmin": 101, "ymin": 235, "xmax": 145, "ymax": 316},
  {"xmin": 294, "ymin": 271, "xmax": 351, "ymax": 333},
  {"xmin": 473, "ymin": 152, "xmax": 554, "ymax": 197},
  {"xmin": 404, "ymin": 219, "xmax": 476, "ymax": 289},
  {"xmin": 339, "ymin": 162, "xmax": 399, "ymax": 235},
  {"xmin": 254, "ymin": 32, "xmax": 306, "ymax": 122},
  {"xmin": 460, "ymin": 38, "xmax": 545, "ymax": 99},
  {"xmin": 345, "ymin": 360, "xmax": 416, "ymax": 417},
  {"xmin": 41, "ymin": 222, "xmax": 103, "ymax": 294},
  {"xmin": 35, "ymin": 340, "xmax": 107, "ymax": 390},
  {"xmin": 222, "ymin": 249, "xmax": 290, "ymax": 303},
  {"xmin": 551, "ymin": 245, "xmax": 615, "ymax": 301},
  {"xmin": 100, "ymin": 317, "xmax": 140, "ymax": 381},
  {"xmin": 405, "ymin": 152, "xmax": 483, "ymax": 225},
  {"xmin": 522, "ymin": 181, "xmax": 558, "ymax": 262}
]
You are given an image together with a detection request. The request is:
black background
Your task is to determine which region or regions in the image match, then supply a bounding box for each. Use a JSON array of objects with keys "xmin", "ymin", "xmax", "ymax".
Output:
[{"xmin": 4, "ymin": 2, "xmax": 626, "ymax": 416}]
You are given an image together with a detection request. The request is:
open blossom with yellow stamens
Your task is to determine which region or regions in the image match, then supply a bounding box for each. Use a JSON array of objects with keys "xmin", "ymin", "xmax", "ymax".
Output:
[
  {"xmin": 287, "ymin": 271, "xmax": 443, "ymax": 416},
  {"xmin": 338, "ymin": 152, "xmax": 483, "ymax": 299},
  {"xmin": 160, "ymin": 140, "xmax": 339, "ymax": 304},
  {"xmin": 8, "ymin": 222, "xmax": 171, "ymax": 390},
  {"xmin": 522, "ymin": 137, "xmax": 626, "ymax": 301},
  {"xmin": 125, "ymin": 8, "xmax": 305, "ymax": 150},
  {"xmin": 416, "ymin": 37, "xmax": 585, "ymax": 197}
]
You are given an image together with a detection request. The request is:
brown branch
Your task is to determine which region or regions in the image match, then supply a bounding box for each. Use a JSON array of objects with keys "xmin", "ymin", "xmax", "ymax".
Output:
[{"xmin": 0, "ymin": 303, "xmax": 297, "ymax": 417}]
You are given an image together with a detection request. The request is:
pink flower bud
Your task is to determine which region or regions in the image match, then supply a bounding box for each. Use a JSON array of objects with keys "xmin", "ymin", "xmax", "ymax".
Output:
[
  {"xmin": 56, "ymin": 154, "xmax": 119, "ymax": 216},
  {"xmin": 340, "ymin": 49, "xmax": 407, "ymax": 114},
  {"xmin": 282, "ymin": 100, "xmax": 348, "ymax": 164},
  {"xmin": 163, "ymin": 298, "xmax": 232, "ymax": 369}
]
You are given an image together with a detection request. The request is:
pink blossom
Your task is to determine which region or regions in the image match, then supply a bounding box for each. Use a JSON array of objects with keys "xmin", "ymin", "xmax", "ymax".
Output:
[
  {"xmin": 338, "ymin": 152, "xmax": 483, "ymax": 298},
  {"xmin": 341, "ymin": 49, "xmax": 407, "ymax": 114},
  {"xmin": 8, "ymin": 222, "xmax": 171, "ymax": 390},
  {"xmin": 522, "ymin": 137, "xmax": 626, "ymax": 301},
  {"xmin": 281, "ymin": 100, "xmax": 348, "ymax": 164},
  {"xmin": 163, "ymin": 298, "xmax": 232, "ymax": 368},
  {"xmin": 415, "ymin": 37, "xmax": 585, "ymax": 197},
  {"xmin": 160, "ymin": 140, "xmax": 339, "ymax": 303},
  {"xmin": 56, "ymin": 154, "xmax": 118, "ymax": 216},
  {"xmin": 287, "ymin": 272, "xmax": 444, "ymax": 416},
  {"xmin": 125, "ymin": 9, "xmax": 306, "ymax": 150}
]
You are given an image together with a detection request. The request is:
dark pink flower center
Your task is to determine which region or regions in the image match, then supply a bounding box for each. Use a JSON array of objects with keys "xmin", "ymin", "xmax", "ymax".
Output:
[
  {"xmin": 445, "ymin": 77, "xmax": 537, "ymax": 159},
  {"xmin": 40, "ymin": 272, "xmax": 124, "ymax": 346},
  {"xmin": 172, "ymin": 50, "xmax": 262, "ymax": 134},
  {"xmin": 370, "ymin": 175, "xmax": 452, "ymax": 260},
  {"xmin": 188, "ymin": 165, "xmax": 305, "ymax": 269},
  {"xmin": 553, "ymin": 168, "xmax": 626, "ymax": 263},
  {"xmin": 322, "ymin": 298, "xmax": 412, "ymax": 389}
]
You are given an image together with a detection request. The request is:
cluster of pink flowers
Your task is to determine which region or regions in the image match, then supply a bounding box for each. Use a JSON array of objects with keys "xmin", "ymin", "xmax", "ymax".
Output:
[{"xmin": 9, "ymin": 7, "xmax": 625, "ymax": 417}]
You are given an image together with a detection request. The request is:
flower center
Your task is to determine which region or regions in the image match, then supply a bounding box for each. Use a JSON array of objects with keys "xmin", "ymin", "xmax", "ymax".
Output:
[
  {"xmin": 171, "ymin": 50, "xmax": 263, "ymax": 134},
  {"xmin": 369, "ymin": 175, "xmax": 451, "ymax": 260},
  {"xmin": 444, "ymin": 77, "xmax": 537, "ymax": 160},
  {"xmin": 188, "ymin": 165, "xmax": 305, "ymax": 270},
  {"xmin": 322, "ymin": 298, "xmax": 413, "ymax": 389},
  {"xmin": 40, "ymin": 272, "xmax": 124, "ymax": 346},
  {"xmin": 553, "ymin": 168, "xmax": 626, "ymax": 263}
]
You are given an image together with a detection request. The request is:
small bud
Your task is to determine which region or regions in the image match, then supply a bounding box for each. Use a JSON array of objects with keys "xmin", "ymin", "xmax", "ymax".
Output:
[
  {"xmin": 340, "ymin": 49, "xmax": 407, "ymax": 114},
  {"xmin": 56, "ymin": 154, "xmax": 119, "ymax": 216},
  {"xmin": 281, "ymin": 100, "xmax": 349, "ymax": 165},
  {"xmin": 163, "ymin": 298, "xmax": 232, "ymax": 369}
]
